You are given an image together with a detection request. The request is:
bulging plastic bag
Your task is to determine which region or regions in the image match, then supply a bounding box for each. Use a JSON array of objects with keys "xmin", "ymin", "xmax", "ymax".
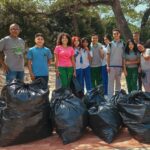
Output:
[
  {"xmin": 88, "ymin": 103, "xmax": 122, "ymax": 143},
  {"xmin": 0, "ymin": 99, "xmax": 7, "ymax": 131},
  {"xmin": 0, "ymin": 79, "xmax": 52, "ymax": 146},
  {"xmin": 118, "ymin": 91, "xmax": 150, "ymax": 143},
  {"xmin": 51, "ymin": 88, "xmax": 88, "ymax": 144},
  {"xmin": 70, "ymin": 78, "xmax": 84, "ymax": 98},
  {"xmin": 108, "ymin": 89, "xmax": 127, "ymax": 108},
  {"xmin": 83, "ymin": 85, "xmax": 105, "ymax": 109}
]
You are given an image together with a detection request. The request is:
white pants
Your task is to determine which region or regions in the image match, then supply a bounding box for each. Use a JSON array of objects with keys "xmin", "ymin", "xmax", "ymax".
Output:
[
  {"xmin": 108, "ymin": 67, "xmax": 122, "ymax": 99},
  {"xmin": 142, "ymin": 70, "xmax": 150, "ymax": 92}
]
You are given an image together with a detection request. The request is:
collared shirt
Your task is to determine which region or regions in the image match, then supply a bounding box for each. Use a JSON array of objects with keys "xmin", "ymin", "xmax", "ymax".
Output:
[
  {"xmin": 27, "ymin": 46, "xmax": 52, "ymax": 76},
  {"xmin": 75, "ymin": 48, "xmax": 91, "ymax": 69},
  {"xmin": 81, "ymin": 48, "xmax": 90, "ymax": 69},
  {"xmin": 74, "ymin": 47, "xmax": 82, "ymax": 69},
  {"xmin": 102, "ymin": 45, "xmax": 108, "ymax": 66},
  {"xmin": 107, "ymin": 40, "xmax": 125, "ymax": 67},
  {"xmin": 90, "ymin": 42, "xmax": 102, "ymax": 67},
  {"xmin": 141, "ymin": 51, "xmax": 150, "ymax": 71}
]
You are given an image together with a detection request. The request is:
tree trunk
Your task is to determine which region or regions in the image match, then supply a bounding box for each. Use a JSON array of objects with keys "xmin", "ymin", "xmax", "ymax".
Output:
[
  {"xmin": 140, "ymin": 8, "xmax": 150, "ymax": 42},
  {"xmin": 80, "ymin": 0, "xmax": 132, "ymax": 40},
  {"xmin": 111, "ymin": 0, "xmax": 132, "ymax": 40},
  {"xmin": 72, "ymin": 4, "xmax": 79, "ymax": 35}
]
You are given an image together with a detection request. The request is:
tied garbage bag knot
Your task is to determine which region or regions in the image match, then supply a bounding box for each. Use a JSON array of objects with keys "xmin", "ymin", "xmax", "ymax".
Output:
[
  {"xmin": 118, "ymin": 91, "xmax": 150, "ymax": 143},
  {"xmin": 50, "ymin": 88, "xmax": 88, "ymax": 144},
  {"xmin": 0, "ymin": 78, "xmax": 52, "ymax": 146},
  {"xmin": 83, "ymin": 85, "xmax": 105, "ymax": 109}
]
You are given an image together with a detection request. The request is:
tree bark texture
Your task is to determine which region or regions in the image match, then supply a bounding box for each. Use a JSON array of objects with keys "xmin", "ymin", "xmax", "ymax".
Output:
[{"xmin": 80, "ymin": 0, "xmax": 133, "ymax": 40}]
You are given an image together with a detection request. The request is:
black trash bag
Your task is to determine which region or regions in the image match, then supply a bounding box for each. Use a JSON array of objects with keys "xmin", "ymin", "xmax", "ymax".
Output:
[
  {"xmin": 0, "ymin": 79, "xmax": 52, "ymax": 146},
  {"xmin": 88, "ymin": 103, "xmax": 122, "ymax": 143},
  {"xmin": 0, "ymin": 98, "xmax": 6, "ymax": 114},
  {"xmin": 51, "ymin": 88, "xmax": 88, "ymax": 144},
  {"xmin": 0, "ymin": 99, "xmax": 7, "ymax": 131},
  {"xmin": 83, "ymin": 85, "xmax": 105, "ymax": 109},
  {"xmin": 70, "ymin": 78, "xmax": 84, "ymax": 99},
  {"xmin": 108, "ymin": 89, "xmax": 127, "ymax": 108},
  {"xmin": 118, "ymin": 91, "xmax": 150, "ymax": 143}
]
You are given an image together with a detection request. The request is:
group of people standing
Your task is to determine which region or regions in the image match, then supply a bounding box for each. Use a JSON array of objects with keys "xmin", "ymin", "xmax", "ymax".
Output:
[
  {"xmin": 0, "ymin": 23, "xmax": 150, "ymax": 100},
  {"xmin": 54, "ymin": 29, "xmax": 150, "ymax": 99},
  {"xmin": 0, "ymin": 24, "xmax": 52, "ymax": 89}
]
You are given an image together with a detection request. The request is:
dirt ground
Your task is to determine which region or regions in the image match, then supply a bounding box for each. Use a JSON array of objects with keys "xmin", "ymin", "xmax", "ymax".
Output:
[
  {"xmin": 0, "ymin": 66, "xmax": 56, "ymax": 95},
  {"xmin": 0, "ymin": 65, "xmax": 150, "ymax": 150},
  {"xmin": 0, "ymin": 65, "xmax": 127, "ymax": 95}
]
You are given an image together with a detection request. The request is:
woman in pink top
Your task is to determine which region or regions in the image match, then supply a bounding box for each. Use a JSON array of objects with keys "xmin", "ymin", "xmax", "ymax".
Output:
[{"xmin": 54, "ymin": 32, "xmax": 75, "ymax": 88}]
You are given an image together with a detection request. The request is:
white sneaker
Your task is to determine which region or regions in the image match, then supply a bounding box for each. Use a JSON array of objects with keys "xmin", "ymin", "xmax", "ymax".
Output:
[{"xmin": 104, "ymin": 95, "xmax": 108, "ymax": 100}]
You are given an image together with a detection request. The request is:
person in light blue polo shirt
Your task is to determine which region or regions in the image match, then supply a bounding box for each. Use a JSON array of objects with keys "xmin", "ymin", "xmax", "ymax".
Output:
[{"xmin": 27, "ymin": 33, "xmax": 52, "ymax": 88}]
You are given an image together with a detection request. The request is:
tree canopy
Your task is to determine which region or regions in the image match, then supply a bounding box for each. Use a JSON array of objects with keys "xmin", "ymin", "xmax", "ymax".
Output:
[{"xmin": 0, "ymin": 0, "xmax": 149, "ymax": 49}]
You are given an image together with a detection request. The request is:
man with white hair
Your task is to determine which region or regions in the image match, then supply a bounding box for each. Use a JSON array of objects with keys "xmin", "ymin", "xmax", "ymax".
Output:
[{"xmin": 0, "ymin": 23, "xmax": 25, "ymax": 83}]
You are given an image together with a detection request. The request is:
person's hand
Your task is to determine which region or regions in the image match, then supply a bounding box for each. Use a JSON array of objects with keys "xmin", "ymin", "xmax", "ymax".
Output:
[
  {"xmin": 2, "ymin": 64, "xmax": 9, "ymax": 73},
  {"xmin": 138, "ymin": 67, "xmax": 142, "ymax": 73},
  {"xmin": 30, "ymin": 73, "xmax": 35, "ymax": 81},
  {"xmin": 107, "ymin": 66, "xmax": 110, "ymax": 73},
  {"xmin": 125, "ymin": 61, "xmax": 131, "ymax": 65},
  {"xmin": 124, "ymin": 70, "xmax": 127, "ymax": 76},
  {"xmin": 73, "ymin": 70, "xmax": 76, "ymax": 77},
  {"xmin": 55, "ymin": 70, "xmax": 60, "ymax": 77},
  {"xmin": 84, "ymin": 47, "xmax": 89, "ymax": 51}
]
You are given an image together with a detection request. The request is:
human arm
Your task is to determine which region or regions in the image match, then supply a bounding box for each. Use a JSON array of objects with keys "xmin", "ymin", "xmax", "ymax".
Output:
[
  {"xmin": 47, "ymin": 48, "xmax": 52, "ymax": 66},
  {"xmin": 0, "ymin": 52, "xmax": 9, "ymax": 73},
  {"xmin": 99, "ymin": 47, "xmax": 104, "ymax": 59},
  {"xmin": 123, "ymin": 59, "xmax": 127, "ymax": 76},
  {"xmin": 27, "ymin": 60, "xmax": 35, "ymax": 81},
  {"xmin": 106, "ymin": 53, "xmax": 110, "ymax": 73},
  {"xmin": 54, "ymin": 53, "xmax": 60, "ymax": 77},
  {"xmin": 84, "ymin": 47, "xmax": 92, "ymax": 61},
  {"xmin": 48, "ymin": 59, "xmax": 51, "ymax": 66},
  {"xmin": 71, "ymin": 55, "xmax": 76, "ymax": 77},
  {"xmin": 106, "ymin": 45, "xmax": 111, "ymax": 73},
  {"xmin": 26, "ymin": 49, "xmax": 35, "ymax": 80},
  {"xmin": 0, "ymin": 38, "xmax": 9, "ymax": 73},
  {"xmin": 143, "ymin": 52, "xmax": 150, "ymax": 61},
  {"xmin": 125, "ymin": 59, "xmax": 140, "ymax": 65}
]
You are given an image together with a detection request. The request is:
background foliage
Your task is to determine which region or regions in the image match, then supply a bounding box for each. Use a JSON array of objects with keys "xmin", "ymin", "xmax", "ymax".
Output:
[{"xmin": 0, "ymin": 0, "xmax": 149, "ymax": 50}]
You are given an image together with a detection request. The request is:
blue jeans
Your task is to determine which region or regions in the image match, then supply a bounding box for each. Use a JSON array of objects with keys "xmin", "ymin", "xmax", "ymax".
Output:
[
  {"xmin": 82, "ymin": 66, "xmax": 92, "ymax": 92},
  {"xmin": 6, "ymin": 70, "xmax": 24, "ymax": 84},
  {"xmin": 76, "ymin": 68, "xmax": 83, "ymax": 90},
  {"xmin": 102, "ymin": 65, "xmax": 108, "ymax": 95}
]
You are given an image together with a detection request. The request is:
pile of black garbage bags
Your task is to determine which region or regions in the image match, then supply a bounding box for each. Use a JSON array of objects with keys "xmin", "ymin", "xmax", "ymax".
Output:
[
  {"xmin": 0, "ymin": 78, "xmax": 87, "ymax": 146},
  {"xmin": 0, "ymin": 78, "xmax": 150, "ymax": 147},
  {"xmin": 84, "ymin": 86, "xmax": 150, "ymax": 144},
  {"xmin": 0, "ymin": 79, "xmax": 52, "ymax": 146}
]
